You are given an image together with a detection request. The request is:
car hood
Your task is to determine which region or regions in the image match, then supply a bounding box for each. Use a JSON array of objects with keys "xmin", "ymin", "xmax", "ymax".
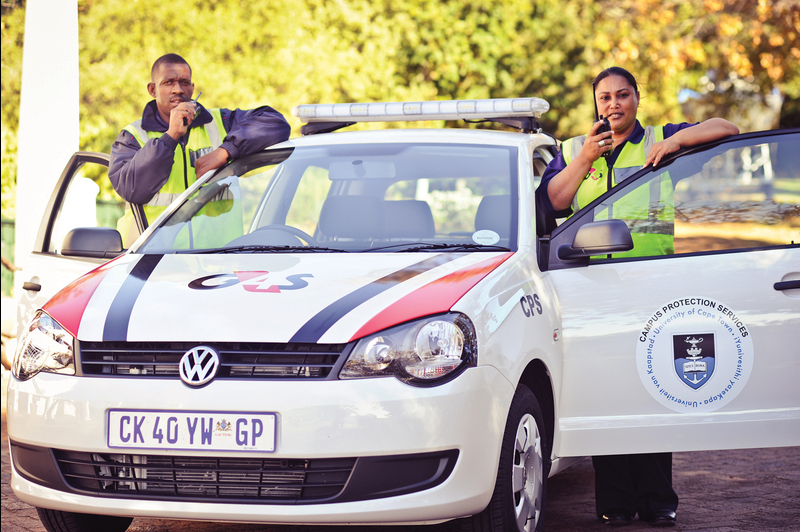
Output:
[{"xmin": 43, "ymin": 252, "xmax": 512, "ymax": 344}]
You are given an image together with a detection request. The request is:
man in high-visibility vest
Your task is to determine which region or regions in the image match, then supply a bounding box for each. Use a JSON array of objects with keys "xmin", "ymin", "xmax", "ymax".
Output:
[{"xmin": 109, "ymin": 53, "xmax": 291, "ymax": 245}]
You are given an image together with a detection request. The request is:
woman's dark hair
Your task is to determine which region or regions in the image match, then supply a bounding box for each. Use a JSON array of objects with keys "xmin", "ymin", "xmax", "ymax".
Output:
[{"xmin": 593, "ymin": 66, "xmax": 638, "ymax": 94}]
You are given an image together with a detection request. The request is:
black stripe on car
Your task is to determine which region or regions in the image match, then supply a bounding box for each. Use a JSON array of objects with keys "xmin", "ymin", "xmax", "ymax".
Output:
[
  {"xmin": 289, "ymin": 254, "xmax": 461, "ymax": 343},
  {"xmin": 102, "ymin": 254, "xmax": 164, "ymax": 342}
]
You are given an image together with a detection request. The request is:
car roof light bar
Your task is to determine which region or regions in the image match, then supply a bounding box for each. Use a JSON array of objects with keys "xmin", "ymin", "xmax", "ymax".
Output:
[
  {"xmin": 292, "ymin": 97, "xmax": 550, "ymax": 134},
  {"xmin": 293, "ymin": 97, "xmax": 549, "ymax": 123}
]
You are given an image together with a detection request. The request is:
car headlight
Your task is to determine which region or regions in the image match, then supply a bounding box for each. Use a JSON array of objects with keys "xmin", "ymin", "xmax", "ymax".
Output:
[
  {"xmin": 13, "ymin": 310, "xmax": 75, "ymax": 381},
  {"xmin": 340, "ymin": 313, "xmax": 477, "ymax": 385}
]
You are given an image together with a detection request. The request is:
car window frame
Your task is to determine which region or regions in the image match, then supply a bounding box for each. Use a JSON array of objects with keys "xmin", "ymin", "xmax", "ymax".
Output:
[
  {"xmin": 36, "ymin": 151, "xmax": 112, "ymax": 255},
  {"xmin": 138, "ymin": 142, "xmax": 522, "ymax": 253}
]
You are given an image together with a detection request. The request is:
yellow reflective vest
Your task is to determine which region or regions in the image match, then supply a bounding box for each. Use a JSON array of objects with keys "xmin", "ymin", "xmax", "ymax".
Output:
[
  {"xmin": 117, "ymin": 109, "xmax": 240, "ymax": 248},
  {"xmin": 561, "ymin": 125, "xmax": 674, "ymax": 257}
]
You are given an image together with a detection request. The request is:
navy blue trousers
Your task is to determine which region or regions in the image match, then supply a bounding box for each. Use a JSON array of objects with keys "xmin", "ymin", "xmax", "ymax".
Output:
[{"xmin": 592, "ymin": 453, "xmax": 679, "ymax": 519}]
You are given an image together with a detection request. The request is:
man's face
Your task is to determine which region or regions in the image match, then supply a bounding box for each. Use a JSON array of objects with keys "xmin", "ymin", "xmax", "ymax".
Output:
[{"xmin": 148, "ymin": 62, "xmax": 194, "ymax": 123}]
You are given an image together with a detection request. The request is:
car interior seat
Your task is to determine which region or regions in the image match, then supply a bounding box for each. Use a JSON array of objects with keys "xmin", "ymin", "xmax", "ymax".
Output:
[
  {"xmin": 383, "ymin": 200, "xmax": 436, "ymax": 240},
  {"xmin": 475, "ymin": 194, "xmax": 511, "ymax": 238},
  {"xmin": 318, "ymin": 195, "xmax": 385, "ymax": 240}
]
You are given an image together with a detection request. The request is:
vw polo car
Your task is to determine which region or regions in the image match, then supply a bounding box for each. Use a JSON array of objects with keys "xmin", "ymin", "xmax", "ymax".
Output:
[{"xmin": 8, "ymin": 98, "xmax": 800, "ymax": 532}]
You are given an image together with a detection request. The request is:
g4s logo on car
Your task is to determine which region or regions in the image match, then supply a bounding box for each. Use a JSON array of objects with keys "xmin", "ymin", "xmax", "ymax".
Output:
[{"xmin": 189, "ymin": 271, "xmax": 314, "ymax": 293}]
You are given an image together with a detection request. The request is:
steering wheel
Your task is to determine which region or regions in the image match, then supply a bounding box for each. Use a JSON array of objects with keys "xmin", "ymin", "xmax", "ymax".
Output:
[{"xmin": 253, "ymin": 224, "xmax": 319, "ymax": 246}]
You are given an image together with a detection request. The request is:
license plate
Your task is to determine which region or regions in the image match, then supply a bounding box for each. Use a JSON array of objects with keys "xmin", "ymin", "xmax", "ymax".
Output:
[{"xmin": 107, "ymin": 410, "xmax": 277, "ymax": 452}]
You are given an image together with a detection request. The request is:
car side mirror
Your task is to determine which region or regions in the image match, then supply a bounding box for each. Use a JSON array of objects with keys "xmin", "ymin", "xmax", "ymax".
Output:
[
  {"xmin": 557, "ymin": 219, "xmax": 633, "ymax": 260},
  {"xmin": 61, "ymin": 227, "xmax": 125, "ymax": 258}
]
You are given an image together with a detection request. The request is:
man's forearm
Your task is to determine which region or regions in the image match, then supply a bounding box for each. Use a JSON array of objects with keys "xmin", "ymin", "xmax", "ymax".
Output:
[{"xmin": 220, "ymin": 106, "xmax": 291, "ymax": 159}]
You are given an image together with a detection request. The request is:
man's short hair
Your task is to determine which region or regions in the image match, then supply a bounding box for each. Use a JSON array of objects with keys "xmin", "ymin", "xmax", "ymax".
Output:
[{"xmin": 151, "ymin": 54, "xmax": 192, "ymax": 80}]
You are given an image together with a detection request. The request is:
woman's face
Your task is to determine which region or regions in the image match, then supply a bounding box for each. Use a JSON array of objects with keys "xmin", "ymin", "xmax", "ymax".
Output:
[{"xmin": 594, "ymin": 75, "xmax": 639, "ymax": 134}]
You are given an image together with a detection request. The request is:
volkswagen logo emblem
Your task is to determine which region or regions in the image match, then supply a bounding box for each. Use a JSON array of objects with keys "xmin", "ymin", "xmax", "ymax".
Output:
[{"xmin": 179, "ymin": 346, "xmax": 220, "ymax": 387}]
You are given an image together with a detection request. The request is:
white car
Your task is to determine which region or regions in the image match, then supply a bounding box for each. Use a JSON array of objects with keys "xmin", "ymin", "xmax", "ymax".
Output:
[{"xmin": 8, "ymin": 97, "xmax": 800, "ymax": 532}]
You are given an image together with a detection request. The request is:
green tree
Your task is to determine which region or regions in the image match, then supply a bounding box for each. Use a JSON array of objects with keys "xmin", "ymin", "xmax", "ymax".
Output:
[
  {"xmin": 1, "ymin": 0, "xmax": 25, "ymax": 219},
  {"xmin": 587, "ymin": 0, "xmax": 800, "ymax": 131},
  {"xmin": 3, "ymin": 0, "xmax": 799, "ymax": 222}
]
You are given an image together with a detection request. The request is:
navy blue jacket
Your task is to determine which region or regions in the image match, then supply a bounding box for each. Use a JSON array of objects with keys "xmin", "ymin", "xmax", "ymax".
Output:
[{"xmin": 110, "ymin": 100, "xmax": 291, "ymax": 204}]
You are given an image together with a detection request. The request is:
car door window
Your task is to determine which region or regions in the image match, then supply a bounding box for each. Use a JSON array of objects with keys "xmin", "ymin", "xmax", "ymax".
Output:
[
  {"xmin": 549, "ymin": 130, "xmax": 799, "ymax": 267},
  {"xmin": 47, "ymin": 160, "xmax": 127, "ymax": 254},
  {"xmin": 669, "ymin": 136, "xmax": 799, "ymax": 253}
]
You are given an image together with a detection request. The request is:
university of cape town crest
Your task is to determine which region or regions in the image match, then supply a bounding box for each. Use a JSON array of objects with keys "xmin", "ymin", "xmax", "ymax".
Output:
[
  {"xmin": 636, "ymin": 297, "xmax": 754, "ymax": 413},
  {"xmin": 673, "ymin": 334, "xmax": 715, "ymax": 390}
]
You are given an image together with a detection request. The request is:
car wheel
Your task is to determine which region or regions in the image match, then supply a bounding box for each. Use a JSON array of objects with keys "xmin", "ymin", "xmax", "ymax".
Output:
[
  {"xmin": 36, "ymin": 507, "xmax": 133, "ymax": 532},
  {"xmin": 461, "ymin": 383, "xmax": 550, "ymax": 532}
]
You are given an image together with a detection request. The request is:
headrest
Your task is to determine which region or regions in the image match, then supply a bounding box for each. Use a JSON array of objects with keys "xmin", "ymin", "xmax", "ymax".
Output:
[
  {"xmin": 383, "ymin": 200, "xmax": 435, "ymax": 239},
  {"xmin": 475, "ymin": 195, "xmax": 512, "ymax": 237},
  {"xmin": 318, "ymin": 195, "xmax": 384, "ymax": 239}
]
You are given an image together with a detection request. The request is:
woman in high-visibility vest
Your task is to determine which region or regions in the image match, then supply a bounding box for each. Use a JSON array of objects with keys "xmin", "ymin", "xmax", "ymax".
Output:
[
  {"xmin": 537, "ymin": 67, "xmax": 738, "ymax": 527},
  {"xmin": 537, "ymin": 66, "xmax": 738, "ymax": 259}
]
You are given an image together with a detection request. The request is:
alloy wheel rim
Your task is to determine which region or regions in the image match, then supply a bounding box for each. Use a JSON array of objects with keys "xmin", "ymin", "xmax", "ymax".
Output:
[{"xmin": 512, "ymin": 412, "xmax": 542, "ymax": 532}]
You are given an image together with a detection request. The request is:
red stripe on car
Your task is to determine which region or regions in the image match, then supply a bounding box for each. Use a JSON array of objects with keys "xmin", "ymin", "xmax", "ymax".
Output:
[
  {"xmin": 350, "ymin": 252, "xmax": 513, "ymax": 341},
  {"xmin": 42, "ymin": 258, "xmax": 120, "ymax": 337}
]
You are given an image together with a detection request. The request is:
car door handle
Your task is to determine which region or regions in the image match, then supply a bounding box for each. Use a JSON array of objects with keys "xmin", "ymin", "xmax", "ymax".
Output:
[
  {"xmin": 23, "ymin": 281, "xmax": 42, "ymax": 292},
  {"xmin": 774, "ymin": 280, "xmax": 800, "ymax": 291}
]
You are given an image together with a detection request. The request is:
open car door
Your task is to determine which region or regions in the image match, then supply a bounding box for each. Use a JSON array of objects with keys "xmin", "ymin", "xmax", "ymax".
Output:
[
  {"xmin": 543, "ymin": 129, "xmax": 800, "ymax": 457},
  {"xmin": 15, "ymin": 152, "xmax": 145, "ymax": 338}
]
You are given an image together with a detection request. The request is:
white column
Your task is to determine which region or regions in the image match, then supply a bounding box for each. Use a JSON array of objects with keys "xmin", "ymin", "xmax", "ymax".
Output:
[{"xmin": 13, "ymin": 0, "xmax": 79, "ymax": 291}]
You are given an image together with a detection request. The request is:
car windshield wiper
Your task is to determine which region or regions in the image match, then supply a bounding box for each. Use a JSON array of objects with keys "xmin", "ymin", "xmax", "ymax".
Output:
[
  {"xmin": 365, "ymin": 242, "xmax": 511, "ymax": 253},
  {"xmin": 190, "ymin": 245, "xmax": 349, "ymax": 254}
]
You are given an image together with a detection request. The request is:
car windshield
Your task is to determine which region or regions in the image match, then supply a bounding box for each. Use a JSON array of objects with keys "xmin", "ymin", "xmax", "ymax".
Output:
[{"xmin": 138, "ymin": 142, "xmax": 519, "ymax": 253}]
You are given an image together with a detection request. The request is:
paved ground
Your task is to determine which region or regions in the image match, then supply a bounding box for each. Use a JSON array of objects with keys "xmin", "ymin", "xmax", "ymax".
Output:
[{"xmin": 2, "ymin": 369, "xmax": 798, "ymax": 531}]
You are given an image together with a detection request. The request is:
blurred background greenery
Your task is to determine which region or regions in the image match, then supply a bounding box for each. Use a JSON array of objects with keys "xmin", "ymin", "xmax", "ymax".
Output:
[{"xmin": 1, "ymin": 0, "xmax": 799, "ymax": 285}]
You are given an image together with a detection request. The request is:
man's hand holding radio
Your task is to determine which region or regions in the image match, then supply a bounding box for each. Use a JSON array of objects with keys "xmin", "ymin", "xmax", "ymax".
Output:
[{"xmin": 167, "ymin": 101, "xmax": 197, "ymax": 140}]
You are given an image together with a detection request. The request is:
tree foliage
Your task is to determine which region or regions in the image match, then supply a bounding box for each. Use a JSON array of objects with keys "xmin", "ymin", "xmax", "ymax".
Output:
[
  {"xmin": 1, "ymin": 1, "xmax": 25, "ymax": 218},
  {"xmin": 589, "ymin": 0, "xmax": 800, "ymax": 130},
  {"xmin": 2, "ymin": 0, "xmax": 798, "ymax": 220}
]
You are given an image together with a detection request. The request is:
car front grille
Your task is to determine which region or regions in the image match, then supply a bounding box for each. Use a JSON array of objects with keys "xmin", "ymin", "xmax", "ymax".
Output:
[
  {"xmin": 78, "ymin": 341, "xmax": 346, "ymax": 379},
  {"xmin": 54, "ymin": 450, "xmax": 355, "ymax": 502}
]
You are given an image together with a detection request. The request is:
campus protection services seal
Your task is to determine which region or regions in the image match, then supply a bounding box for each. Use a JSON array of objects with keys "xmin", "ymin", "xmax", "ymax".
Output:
[{"xmin": 636, "ymin": 297, "xmax": 754, "ymax": 413}]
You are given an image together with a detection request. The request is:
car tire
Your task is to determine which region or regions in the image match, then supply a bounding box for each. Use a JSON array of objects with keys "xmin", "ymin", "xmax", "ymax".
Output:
[
  {"xmin": 460, "ymin": 383, "xmax": 550, "ymax": 532},
  {"xmin": 36, "ymin": 507, "xmax": 133, "ymax": 532}
]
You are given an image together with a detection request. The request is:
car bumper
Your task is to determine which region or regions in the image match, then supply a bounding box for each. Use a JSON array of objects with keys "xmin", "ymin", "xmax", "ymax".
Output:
[{"xmin": 7, "ymin": 367, "xmax": 513, "ymax": 524}]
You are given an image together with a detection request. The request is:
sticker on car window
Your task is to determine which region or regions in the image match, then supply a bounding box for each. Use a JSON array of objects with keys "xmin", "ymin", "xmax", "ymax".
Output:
[
  {"xmin": 635, "ymin": 297, "xmax": 754, "ymax": 413},
  {"xmin": 472, "ymin": 230, "xmax": 500, "ymax": 245}
]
